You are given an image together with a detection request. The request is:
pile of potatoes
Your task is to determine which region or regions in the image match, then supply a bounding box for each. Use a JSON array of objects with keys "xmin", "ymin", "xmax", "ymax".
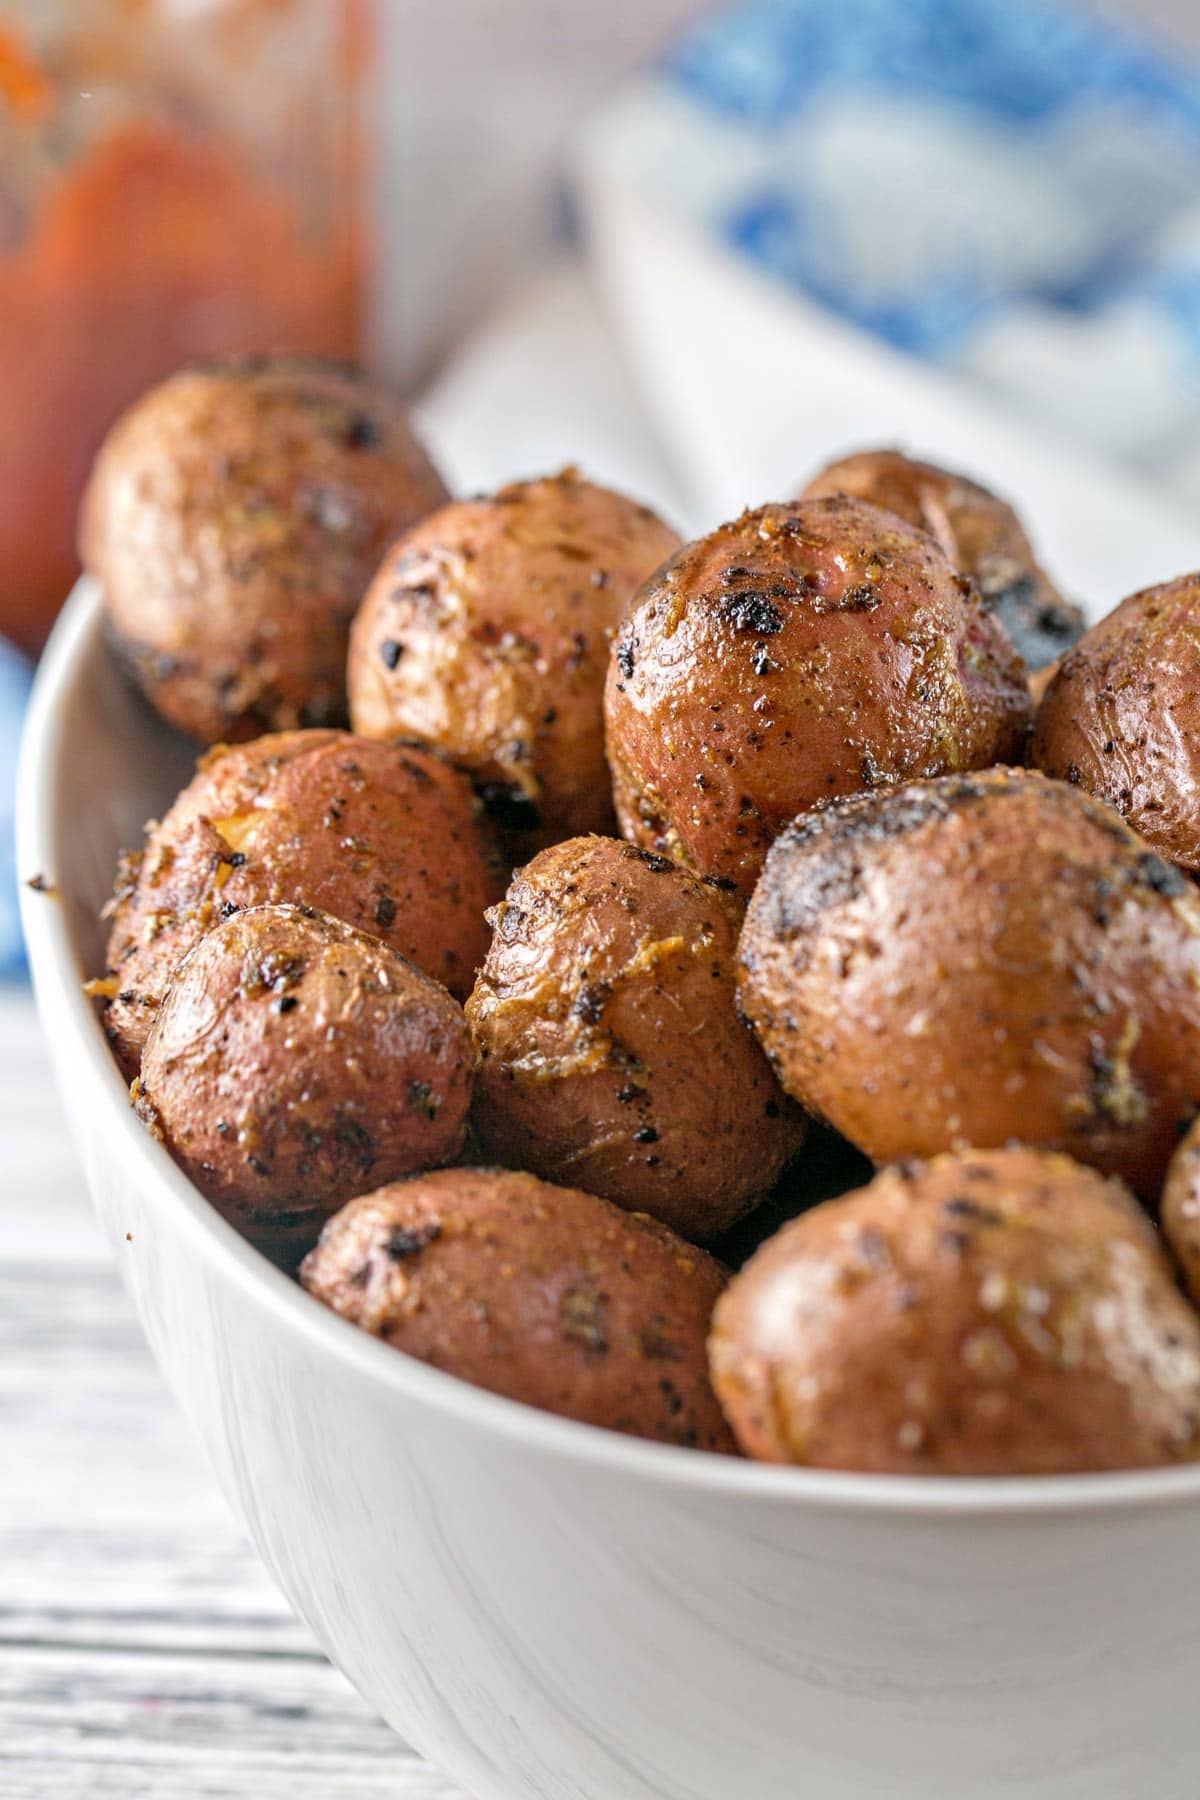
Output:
[{"xmin": 84, "ymin": 354, "xmax": 1200, "ymax": 1475}]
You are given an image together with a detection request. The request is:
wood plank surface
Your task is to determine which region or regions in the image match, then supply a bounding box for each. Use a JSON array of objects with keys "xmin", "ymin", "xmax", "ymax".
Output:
[{"xmin": 0, "ymin": 989, "xmax": 468, "ymax": 1798}]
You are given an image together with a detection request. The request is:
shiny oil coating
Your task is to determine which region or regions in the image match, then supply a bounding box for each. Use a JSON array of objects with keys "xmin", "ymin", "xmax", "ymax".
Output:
[
  {"xmin": 802, "ymin": 448, "xmax": 1083, "ymax": 674},
  {"xmin": 301, "ymin": 1166, "xmax": 737, "ymax": 1452},
  {"xmin": 465, "ymin": 837, "xmax": 803, "ymax": 1239},
  {"xmin": 347, "ymin": 471, "xmax": 681, "ymax": 851},
  {"xmin": 710, "ymin": 1148, "xmax": 1200, "ymax": 1474},
  {"xmin": 100, "ymin": 729, "xmax": 503, "ymax": 1074},
  {"xmin": 136, "ymin": 905, "xmax": 474, "ymax": 1267},
  {"xmin": 1162, "ymin": 1115, "xmax": 1200, "ymax": 1309},
  {"xmin": 605, "ymin": 496, "xmax": 1030, "ymax": 899},
  {"xmin": 1033, "ymin": 574, "xmax": 1200, "ymax": 870},
  {"xmin": 81, "ymin": 355, "xmax": 450, "ymax": 742},
  {"xmin": 737, "ymin": 768, "xmax": 1200, "ymax": 1196}
]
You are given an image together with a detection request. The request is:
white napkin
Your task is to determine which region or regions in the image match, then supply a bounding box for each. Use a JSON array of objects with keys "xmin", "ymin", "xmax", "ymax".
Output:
[{"xmin": 420, "ymin": 245, "xmax": 1200, "ymax": 625}]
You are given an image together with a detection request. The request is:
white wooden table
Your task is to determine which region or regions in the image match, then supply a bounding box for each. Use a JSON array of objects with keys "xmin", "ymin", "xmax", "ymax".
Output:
[{"xmin": 0, "ymin": 988, "xmax": 469, "ymax": 1798}]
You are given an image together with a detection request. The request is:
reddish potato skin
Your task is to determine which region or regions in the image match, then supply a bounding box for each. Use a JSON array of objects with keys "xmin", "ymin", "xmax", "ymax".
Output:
[
  {"xmin": 136, "ymin": 906, "xmax": 474, "ymax": 1267},
  {"xmin": 605, "ymin": 497, "xmax": 1030, "ymax": 899},
  {"xmin": 465, "ymin": 837, "xmax": 803, "ymax": 1238},
  {"xmin": 1033, "ymin": 575, "xmax": 1200, "ymax": 870},
  {"xmin": 802, "ymin": 449, "xmax": 1084, "ymax": 674},
  {"xmin": 737, "ymin": 769, "xmax": 1200, "ymax": 1197},
  {"xmin": 1162, "ymin": 1115, "xmax": 1200, "ymax": 1308},
  {"xmin": 347, "ymin": 471, "xmax": 681, "ymax": 854},
  {"xmin": 81, "ymin": 356, "xmax": 449, "ymax": 743},
  {"xmin": 98, "ymin": 729, "xmax": 503, "ymax": 1075},
  {"xmin": 710, "ymin": 1149, "xmax": 1200, "ymax": 1474},
  {"xmin": 301, "ymin": 1167, "xmax": 737, "ymax": 1451}
]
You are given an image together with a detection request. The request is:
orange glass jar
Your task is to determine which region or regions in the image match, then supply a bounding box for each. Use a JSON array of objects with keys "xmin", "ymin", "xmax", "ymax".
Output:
[{"xmin": 0, "ymin": 0, "xmax": 367, "ymax": 653}]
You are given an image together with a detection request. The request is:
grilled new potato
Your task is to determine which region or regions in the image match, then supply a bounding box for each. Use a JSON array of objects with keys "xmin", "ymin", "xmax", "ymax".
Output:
[
  {"xmin": 136, "ymin": 904, "xmax": 474, "ymax": 1266},
  {"xmin": 738, "ymin": 768, "xmax": 1200, "ymax": 1197},
  {"xmin": 711, "ymin": 1148, "xmax": 1200, "ymax": 1473},
  {"xmin": 82, "ymin": 354, "xmax": 448, "ymax": 741},
  {"xmin": 302, "ymin": 1166, "xmax": 737, "ymax": 1451},
  {"xmin": 605, "ymin": 496, "xmax": 1030, "ymax": 898}
]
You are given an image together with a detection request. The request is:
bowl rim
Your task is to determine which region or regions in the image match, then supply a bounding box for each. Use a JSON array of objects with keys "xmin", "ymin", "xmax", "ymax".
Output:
[{"xmin": 20, "ymin": 576, "xmax": 1200, "ymax": 1522}]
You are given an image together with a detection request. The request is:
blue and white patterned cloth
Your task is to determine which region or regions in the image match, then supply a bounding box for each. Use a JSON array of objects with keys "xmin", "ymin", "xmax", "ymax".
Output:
[
  {"xmin": 0, "ymin": 639, "xmax": 32, "ymax": 980},
  {"xmin": 599, "ymin": 0, "xmax": 1200, "ymax": 485},
  {"xmin": 662, "ymin": 0, "xmax": 1200, "ymax": 347}
]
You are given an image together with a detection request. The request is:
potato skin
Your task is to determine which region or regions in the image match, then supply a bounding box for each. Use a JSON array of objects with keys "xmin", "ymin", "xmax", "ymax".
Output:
[
  {"xmin": 710, "ymin": 1149, "xmax": 1200, "ymax": 1473},
  {"xmin": 300, "ymin": 1166, "xmax": 737, "ymax": 1451},
  {"xmin": 99, "ymin": 730, "xmax": 503, "ymax": 1075},
  {"xmin": 347, "ymin": 470, "xmax": 681, "ymax": 853},
  {"xmin": 1161, "ymin": 1115, "xmax": 1200, "ymax": 1308},
  {"xmin": 738, "ymin": 768, "xmax": 1200, "ymax": 1196},
  {"xmin": 1033, "ymin": 575, "xmax": 1200, "ymax": 870},
  {"xmin": 605, "ymin": 496, "xmax": 1030, "ymax": 899},
  {"xmin": 136, "ymin": 905, "xmax": 474, "ymax": 1266},
  {"xmin": 81, "ymin": 355, "xmax": 449, "ymax": 742},
  {"xmin": 802, "ymin": 449, "xmax": 1084, "ymax": 674},
  {"xmin": 465, "ymin": 837, "xmax": 803, "ymax": 1238}
]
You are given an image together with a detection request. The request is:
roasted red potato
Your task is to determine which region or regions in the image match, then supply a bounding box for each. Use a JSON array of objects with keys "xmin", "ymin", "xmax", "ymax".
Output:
[
  {"xmin": 605, "ymin": 496, "xmax": 1030, "ymax": 898},
  {"xmin": 802, "ymin": 448, "xmax": 1083, "ymax": 674},
  {"xmin": 301, "ymin": 1165, "xmax": 737, "ymax": 1451},
  {"xmin": 711, "ymin": 1148, "xmax": 1200, "ymax": 1473},
  {"xmin": 1162, "ymin": 1113, "xmax": 1200, "ymax": 1308},
  {"xmin": 82, "ymin": 354, "xmax": 449, "ymax": 741},
  {"xmin": 98, "ymin": 729, "xmax": 502, "ymax": 1074},
  {"xmin": 348, "ymin": 470, "xmax": 681, "ymax": 854},
  {"xmin": 1033, "ymin": 574, "xmax": 1200, "ymax": 871},
  {"xmin": 136, "ymin": 904, "xmax": 474, "ymax": 1266},
  {"xmin": 737, "ymin": 768, "xmax": 1200, "ymax": 1197},
  {"xmin": 466, "ymin": 836, "xmax": 803, "ymax": 1238}
]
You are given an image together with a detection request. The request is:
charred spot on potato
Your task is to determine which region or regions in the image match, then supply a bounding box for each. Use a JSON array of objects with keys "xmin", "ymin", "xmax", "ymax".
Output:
[
  {"xmin": 572, "ymin": 982, "xmax": 612, "ymax": 1026},
  {"xmin": 343, "ymin": 410, "xmax": 383, "ymax": 451},
  {"xmin": 244, "ymin": 950, "xmax": 306, "ymax": 997},
  {"xmin": 941, "ymin": 1197, "xmax": 1003, "ymax": 1226},
  {"xmin": 379, "ymin": 638, "xmax": 404, "ymax": 670},
  {"xmin": 386, "ymin": 1221, "xmax": 442, "ymax": 1260},
  {"xmin": 1084, "ymin": 1041, "xmax": 1148, "ymax": 1130},
  {"xmin": 374, "ymin": 893, "xmax": 397, "ymax": 929},
  {"xmin": 716, "ymin": 584, "xmax": 786, "ymax": 636},
  {"xmin": 407, "ymin": 1079, "xmax": 439, "ymax": 1118},
  {"xmin": 629, "ymin": 847, "xmax": 674, "ymax": 874},
  {"xmin": 639, "ymin": 1318, "xmax": 682, "ymax": 1360},
  {"xmin": 1135, "ymin": 853, "xmax": 1189, "ymax": 898},
  {"xmin": 839, "ymin": 583, "xmax": 881, "ymax": 612},
  {"xmin": 334, "ymin": 1115, "xmax": 376, "ymax": 1170},
  {"xmin": 560, "ymin": 1282, "xmax": 610, "ymax": 1357},
  {"xmin": 479, "ymin": 782, "xmax": 541, "ymax": 834},
  {"xmin": 760, "ymin": 837, "xmax": 865, "ymax": 945}
]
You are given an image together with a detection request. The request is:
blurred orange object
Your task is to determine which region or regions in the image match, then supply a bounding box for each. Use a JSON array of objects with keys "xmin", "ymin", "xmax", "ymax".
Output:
[{"xmin": 0, "ymin": 0, "xmax": 367, "ymax": 655}]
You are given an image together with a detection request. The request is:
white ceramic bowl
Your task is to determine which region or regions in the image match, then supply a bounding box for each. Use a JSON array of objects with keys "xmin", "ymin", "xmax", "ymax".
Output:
[{"xmin": 19, "ymin": 579, "xmax": 1200, "ymax": 1800}]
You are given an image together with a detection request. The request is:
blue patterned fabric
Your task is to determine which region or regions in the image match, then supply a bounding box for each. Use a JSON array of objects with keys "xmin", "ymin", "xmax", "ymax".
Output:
[
  {"xmin": 657, "ymin": 0, "xmax": 1200, "ymax": 362},
  {"xmin": 0, "ymin": 639, "xmax": 32, "ymax": 980}
]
